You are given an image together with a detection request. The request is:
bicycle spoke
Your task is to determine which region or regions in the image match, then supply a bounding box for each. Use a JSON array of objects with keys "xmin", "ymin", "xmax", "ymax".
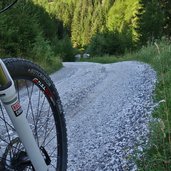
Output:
[
  {"xmin": 17, "ymin": 80, "xmax": 59, "ymax": 168},
  {"xmin": 0, "ymin": 59, "xmax": 67, "ymax": 171},
  {"xmin": 34, "ymin": 93, "xmax": 46, "ymax": 146},
  {"xmin": 0, "ymin": 104, "xmax": 14, "ymax": 159},
  {"xmin": 0, "ymin": 115, "xmax": 15, "ymax": 131},
  {"xmin": 24, "ymin": 81, "xmax": 39, "ymax": 145},
  {"xmin": 0, "ymin": 156, "xmax": 12, "ymax": 162},
  {"xmin": 37, "ymin": 106, "xmax": 52, "ymax": 145},
  {"xmin": 49, "ymin": 146, "xmax": 58, "ymax": 157},
  {"xmin": 44, "ymin": 133, "xmax": 56, "ymax": 148},
  {"xmin": 50, "ymin": 162, "xmax": 56, "ymax": 169},
  {"xmin": 25, "ymin": 81, "xmax": 35, "ymax": 119}
]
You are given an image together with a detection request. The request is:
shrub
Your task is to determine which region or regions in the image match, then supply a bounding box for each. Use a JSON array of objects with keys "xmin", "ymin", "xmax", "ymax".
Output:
[
  {"xmin": 87, "ymin": 31, "xmax": 133, "ymax": 56},
  {"xmin": 56, "ymin": 36, "xmax": 75, "ymax": 62}
]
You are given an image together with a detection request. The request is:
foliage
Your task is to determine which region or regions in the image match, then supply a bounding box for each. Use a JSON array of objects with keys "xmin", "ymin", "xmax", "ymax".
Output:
[
  {"xmin": 56, "ymin": 36, "xmax": 75, "ymax": 62},
  {"xmin": 0, "ymin": 0, "xmax": 60, "ymax": 69},
  {"xmin": 87, "ymin": 31, "xmax": 133, "ymax": 56},
  {"xmin": 139, "ymin": 0, "xmax": 165, "ymax": 44},
  {"xmin": 131, "ymin": 39, "xmax": 171, "ymax": 171},
  {"xmin": 0, "ymin": 0, "xmax": 76, "ymax": 72},
  {"xmin": 1, "ymin": 0, "xmax": 171, "ymax": 66}
]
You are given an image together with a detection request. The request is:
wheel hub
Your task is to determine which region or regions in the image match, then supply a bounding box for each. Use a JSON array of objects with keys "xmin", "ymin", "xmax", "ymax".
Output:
[{"xmin": 1, "ymin": 137, "xmax": 51, "ymax": 170}]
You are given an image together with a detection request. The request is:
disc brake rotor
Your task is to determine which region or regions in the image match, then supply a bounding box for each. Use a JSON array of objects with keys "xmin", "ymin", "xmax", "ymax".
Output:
[{"xmin": 1, "ymin": 137, "xmax": 32, "ymax": 171}]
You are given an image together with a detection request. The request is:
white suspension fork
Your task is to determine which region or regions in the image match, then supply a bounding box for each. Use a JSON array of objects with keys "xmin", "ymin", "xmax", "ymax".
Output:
[{"xmin": 0, "ymin": 59, "xmax": 48, "ymax": 171}]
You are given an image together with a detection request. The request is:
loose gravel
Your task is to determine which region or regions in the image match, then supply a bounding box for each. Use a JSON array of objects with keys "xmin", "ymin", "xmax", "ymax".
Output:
[{"xmin": 51, "ymin": 61, "xmax": 157, "ymax": 171}]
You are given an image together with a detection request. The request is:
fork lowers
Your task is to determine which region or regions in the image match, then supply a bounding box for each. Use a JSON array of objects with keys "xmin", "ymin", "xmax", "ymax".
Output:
[{"xmin": 0, "ymin": 59, "xmax": 48, "ymax": 171}]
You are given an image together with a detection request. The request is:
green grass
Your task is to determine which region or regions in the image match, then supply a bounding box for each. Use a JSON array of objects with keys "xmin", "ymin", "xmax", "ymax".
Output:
[
  {"xmin": 82, "ymin": 39, "xmax": 171, "ymax": 171},
  {"xmin": 136, "ymin": 41, "xmax": 171, "ymax": 171},
  {"xmin": 34, "ymin": 56, "xmax": 63, "ymax": 74}
]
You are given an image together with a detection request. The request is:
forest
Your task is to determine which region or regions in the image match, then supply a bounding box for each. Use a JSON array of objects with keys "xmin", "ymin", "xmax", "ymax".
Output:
[{"xmin": 0, "ymin": 0, "xmax": 171, "ymax": 67}]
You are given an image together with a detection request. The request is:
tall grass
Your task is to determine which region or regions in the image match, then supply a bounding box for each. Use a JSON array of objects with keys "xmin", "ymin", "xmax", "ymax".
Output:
[
  {"xmin": 35, "ymin": 56, "xmax": 63, "ymax": 74},
  {"xmin": 126, "ymin": 40, "xmax": 171, "ymax": 170},
  {"xmin": 82, "ymin": 39, "xmax": 171, "ymax": 170}
]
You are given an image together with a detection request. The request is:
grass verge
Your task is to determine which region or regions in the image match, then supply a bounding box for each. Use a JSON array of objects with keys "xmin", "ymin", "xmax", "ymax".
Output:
[
  {"xmin": 82, "ymin": 39, "xmax": 171, "ymax": 170},
  {"xmin": 34, "ymin": 56, "xmax": 63, "ymax": 74}
]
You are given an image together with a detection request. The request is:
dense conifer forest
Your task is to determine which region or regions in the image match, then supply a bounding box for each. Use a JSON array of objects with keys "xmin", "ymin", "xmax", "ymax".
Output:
[{"xmin": 0, "ymin": 0, "xmax": 171, "ymax": 64}]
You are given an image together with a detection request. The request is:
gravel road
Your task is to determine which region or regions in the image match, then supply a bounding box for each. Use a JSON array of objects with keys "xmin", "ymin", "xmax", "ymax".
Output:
[{"xmin": 51, "ymin": 61, "xmax": 157, "ymax": 171}]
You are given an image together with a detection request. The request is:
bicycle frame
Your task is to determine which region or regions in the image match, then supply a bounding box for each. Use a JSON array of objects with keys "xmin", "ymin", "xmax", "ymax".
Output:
[{"xmin": 0, "ymin": 59, "xmax": 48, "ymax": 171}]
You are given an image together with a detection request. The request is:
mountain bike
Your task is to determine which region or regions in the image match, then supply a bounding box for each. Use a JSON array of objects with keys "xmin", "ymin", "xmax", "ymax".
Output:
[{"xmin": 0, "ymin": 1, "xmax": 67, "ymax": 170}]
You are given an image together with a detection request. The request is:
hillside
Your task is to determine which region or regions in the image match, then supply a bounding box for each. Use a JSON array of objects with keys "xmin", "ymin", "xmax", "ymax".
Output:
[{"xmin": 1, "ymin": 0, "xmax": 171, "ymax": 67}]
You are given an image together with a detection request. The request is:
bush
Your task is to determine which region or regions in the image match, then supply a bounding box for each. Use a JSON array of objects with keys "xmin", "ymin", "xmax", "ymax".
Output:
[
  {"xmin": 56, "ymin": 36, "xmax": 75, "ymax": 62},
  {"xmin": 87, "ymin": 31, "xmax": 133, "ymax": 56}
]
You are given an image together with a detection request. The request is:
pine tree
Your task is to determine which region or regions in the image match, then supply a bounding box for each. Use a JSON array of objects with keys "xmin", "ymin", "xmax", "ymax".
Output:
[
  {"xmin": 139, "ymin": 0, "xmax": 165, "ymax": 43},
  {"xmin": 107, "ymin": 0, "xmax": 143, "ymax": 43},
  {"xmin": 71, "ymin": 0, "xmax": 82, "ymax": 47}
]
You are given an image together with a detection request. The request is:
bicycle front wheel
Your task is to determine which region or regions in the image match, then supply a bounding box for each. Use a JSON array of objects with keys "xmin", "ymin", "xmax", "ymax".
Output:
[{"xmin": 0, "ymin": 58, "xmax": 67, "ymax": 171}]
